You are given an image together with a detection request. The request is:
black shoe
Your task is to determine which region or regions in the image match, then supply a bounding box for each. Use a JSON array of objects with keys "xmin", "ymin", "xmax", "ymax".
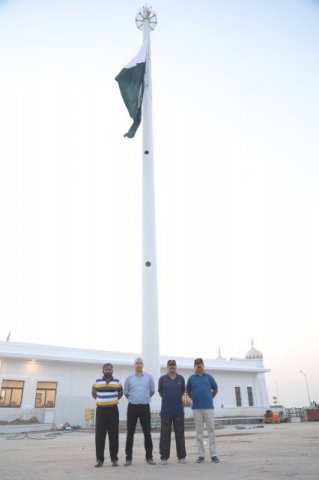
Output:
[
  {"xmin": 111, "ymin": 460, "xmax": 118, "ymax": 467},
  {"xmin": 146, "ymin": 458, "xmax": 156, "ymax": 465},
  {"xmin": 124, "ymin": 459, "xmax": 132, "ymax": 466},
  {"xmin": 211, "ymin": 456, "xmax": 220, "ymax": 463},
  {"xmin": 94, "ymin": 460, "xmax": 103, "ymax": 468},
  {"xmin": 196, "ymin": 456, "xmax": 205, "ymax": 463}
]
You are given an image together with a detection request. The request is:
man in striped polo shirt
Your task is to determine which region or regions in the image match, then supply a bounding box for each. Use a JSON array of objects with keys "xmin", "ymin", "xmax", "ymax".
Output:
[{"xmin": 91, "ymin": 363, "xmax": 123, "ymax": 467}]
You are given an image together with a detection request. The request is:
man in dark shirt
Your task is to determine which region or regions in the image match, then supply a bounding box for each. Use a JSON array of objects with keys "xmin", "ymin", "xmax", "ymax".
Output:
[{"xmin": 158, "ymin": 359, "xmax": 187, "ymax": 464}]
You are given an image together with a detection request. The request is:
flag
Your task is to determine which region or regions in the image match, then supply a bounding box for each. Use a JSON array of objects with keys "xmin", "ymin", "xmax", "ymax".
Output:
[{"xmin": 115, "ymin": 37, "xmax": 148, "ymax": 139}]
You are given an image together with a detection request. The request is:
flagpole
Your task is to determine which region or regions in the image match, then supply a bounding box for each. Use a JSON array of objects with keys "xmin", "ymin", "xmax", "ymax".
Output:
[{"xmin": 135, "ymin": 6, "xmax": 160, "ymax": 396}]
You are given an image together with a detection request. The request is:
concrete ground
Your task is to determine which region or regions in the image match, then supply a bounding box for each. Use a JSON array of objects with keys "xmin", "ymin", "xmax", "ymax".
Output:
[{"xmin": 0, "ymin": 422, "xmax": 318, "ymax": 480}]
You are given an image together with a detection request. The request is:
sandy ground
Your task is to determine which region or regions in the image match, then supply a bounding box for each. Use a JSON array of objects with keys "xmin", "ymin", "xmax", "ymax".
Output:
[{"xmin": 0, "ymin": 422, "xmax": 318, "ymax": 480}]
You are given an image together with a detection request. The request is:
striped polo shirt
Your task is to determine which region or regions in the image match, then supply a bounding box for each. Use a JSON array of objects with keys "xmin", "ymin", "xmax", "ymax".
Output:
[{"xmin": 92, "ymin": 376, "xmax": 123, "ymax": 407}]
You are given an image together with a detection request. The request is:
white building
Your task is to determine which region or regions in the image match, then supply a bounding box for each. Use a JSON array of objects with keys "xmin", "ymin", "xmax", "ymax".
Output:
[{"xmin": 0, "ymin": 341, "xmax": 270, "ymax": 427}]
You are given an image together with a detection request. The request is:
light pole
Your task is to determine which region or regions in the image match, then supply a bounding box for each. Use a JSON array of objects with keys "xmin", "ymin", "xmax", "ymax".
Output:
[{"xmin": 300, "ymin": 370, "xmax": 311, "ymax": 406}]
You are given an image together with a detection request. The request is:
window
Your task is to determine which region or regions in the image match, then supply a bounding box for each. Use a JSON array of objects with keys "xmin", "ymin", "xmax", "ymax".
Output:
[
  {"xmin": 247, "ymin": 387, "xmax": 254, "ymax": 406},
  {"xmin": 235, "ymin": 386, "xmax": 242, "ymax": 406},
  {"xmin": 35, "ymin": 382, "xmax": 57, "ymax": 408},
  {"xmin": 0, "ymin": 380, "xmax": 24, "ymax": 407}
]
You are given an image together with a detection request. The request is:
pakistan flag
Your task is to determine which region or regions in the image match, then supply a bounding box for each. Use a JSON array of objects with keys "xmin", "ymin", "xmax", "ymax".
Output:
[{"xmin": 115, "ymin": 39, "xmax": 148, "ymax": 139}]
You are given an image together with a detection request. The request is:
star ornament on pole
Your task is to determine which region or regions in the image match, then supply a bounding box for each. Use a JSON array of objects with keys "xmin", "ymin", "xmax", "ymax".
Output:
[{"xmin": 135, "ymin": 5, "xmax": 157, "ymax": 31}]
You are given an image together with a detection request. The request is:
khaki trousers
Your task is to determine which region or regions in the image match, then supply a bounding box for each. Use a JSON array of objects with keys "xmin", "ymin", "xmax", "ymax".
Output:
[{"xmin": 193, "ymin": 409, "xmax": 217, "ymax": 458}]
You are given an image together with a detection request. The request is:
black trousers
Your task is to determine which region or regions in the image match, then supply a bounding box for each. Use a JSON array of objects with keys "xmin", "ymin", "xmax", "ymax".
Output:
[
  {"xmin": 125, "ymin": 403, "xmax": 153, "ymax": 460},
  {"xmin": 159, "ymin": 415, "xmax": 186, "ymax": 460},
  {"xmin": 95, "ymin": 405, "xmax": 119, "ymax": 462}
]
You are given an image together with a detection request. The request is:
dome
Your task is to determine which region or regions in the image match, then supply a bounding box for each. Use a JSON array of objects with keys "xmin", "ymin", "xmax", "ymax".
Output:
[{"xmin": 245, "ymin": 340, "xmax": 263, "ymax": 360}]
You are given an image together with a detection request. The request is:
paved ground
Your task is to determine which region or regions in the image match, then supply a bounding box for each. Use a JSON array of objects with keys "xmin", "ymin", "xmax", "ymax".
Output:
[{"xmin": 0, "ymin": 422, "xmax": 318, "ymax": 480}]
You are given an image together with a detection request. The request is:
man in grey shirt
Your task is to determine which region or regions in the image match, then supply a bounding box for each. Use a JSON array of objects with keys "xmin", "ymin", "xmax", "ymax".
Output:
[{"xmin": 123, "ymin": 357, "xmax": 155, "ymax": 465}]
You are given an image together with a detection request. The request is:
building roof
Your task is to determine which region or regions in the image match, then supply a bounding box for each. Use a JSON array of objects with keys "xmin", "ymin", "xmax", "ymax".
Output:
[{"xmin": 0, "ymin": 341, "xmax": 270, "ymax": 373}]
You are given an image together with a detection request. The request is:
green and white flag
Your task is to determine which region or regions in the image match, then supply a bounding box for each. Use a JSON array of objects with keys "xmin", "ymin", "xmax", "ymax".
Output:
[{"xmin": 115, "ymin": 38, "xmax": 148, "ymax": 139}]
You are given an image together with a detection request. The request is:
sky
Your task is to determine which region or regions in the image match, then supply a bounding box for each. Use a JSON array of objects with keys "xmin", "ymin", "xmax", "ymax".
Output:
[{"xmin": 0, "ymin": 0, "xmax": 319, "ymax": 408}]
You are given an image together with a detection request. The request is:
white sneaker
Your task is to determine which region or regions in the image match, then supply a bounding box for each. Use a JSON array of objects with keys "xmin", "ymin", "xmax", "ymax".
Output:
[
  {"xmin": 160, "ymin": 459, "xmax": 168, "ymax": 465},
  {"xmin": 178, "ymin": 458, "xmax": 187, "ymax": 464}
]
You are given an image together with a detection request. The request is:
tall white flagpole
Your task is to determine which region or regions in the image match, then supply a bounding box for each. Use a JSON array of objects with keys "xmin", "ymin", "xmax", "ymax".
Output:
[{"xmin": 135, "ymin": 6, "xmax": 160, "ymax": 395}]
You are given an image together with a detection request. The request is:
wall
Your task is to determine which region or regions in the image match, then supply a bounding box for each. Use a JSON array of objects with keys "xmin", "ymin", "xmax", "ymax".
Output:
[{"xmin": 0, "ymin": 358, "xmax": 269, "ymax": 426}]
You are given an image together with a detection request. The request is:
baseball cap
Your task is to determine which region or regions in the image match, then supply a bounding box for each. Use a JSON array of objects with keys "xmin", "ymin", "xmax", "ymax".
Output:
[
  {"xmin": 194, "ymin": 358, "xmax": 204, "ymax": 366},
  {"xmin": 167, "ymin": 359, "xmax": 177, "ymax": 366}
]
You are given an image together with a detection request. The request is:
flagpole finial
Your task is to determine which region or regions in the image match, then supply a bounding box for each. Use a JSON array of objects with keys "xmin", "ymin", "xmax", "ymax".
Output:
[{"xmin": 135, "ymin": 5, "xmax": 157, "ymax": 31}]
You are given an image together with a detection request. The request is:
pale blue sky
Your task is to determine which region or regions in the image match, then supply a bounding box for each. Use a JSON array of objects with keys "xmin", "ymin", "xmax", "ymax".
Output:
[{"xmin": 0, "ymin": 0, "xmax": 319, "ymax": 407}]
